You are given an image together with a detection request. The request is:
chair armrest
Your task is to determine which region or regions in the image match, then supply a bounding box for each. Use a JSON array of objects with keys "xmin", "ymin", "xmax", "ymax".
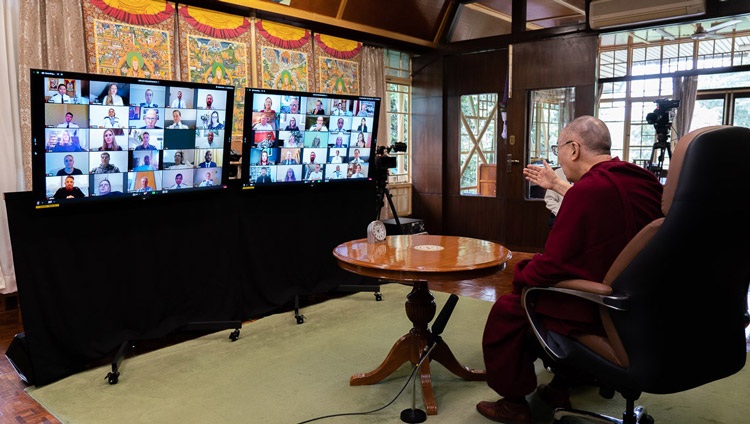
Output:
[{"xmin": 527, "ymin": 280, "xmax": 629, "ymax": 311}]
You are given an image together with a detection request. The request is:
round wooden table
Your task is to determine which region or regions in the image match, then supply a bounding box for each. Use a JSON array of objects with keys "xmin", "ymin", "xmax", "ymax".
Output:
[{"xmin": 333, "ymin": 234, "xmax": 512, "ymax": 415}]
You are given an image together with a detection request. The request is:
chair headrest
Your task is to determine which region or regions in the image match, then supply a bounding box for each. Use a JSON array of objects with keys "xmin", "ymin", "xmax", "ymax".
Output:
[{"xmin": 661, "ymin": 125, "xmax": 729, "ymax": 215}]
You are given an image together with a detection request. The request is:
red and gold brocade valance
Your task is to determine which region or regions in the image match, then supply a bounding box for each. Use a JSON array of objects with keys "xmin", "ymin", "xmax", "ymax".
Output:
[
  {"xmin": 179, "ymin": 6, "xmax": 250, "ymax": 39},
  {"xmin": 90, "ymin": 0, "xmax": 174, "ymax": 25},
  {"xmin": 255, "ymin": 20, "xmax": 311, "ymax": 49},
  {"xmin": 314, "ymin": 34, "xmax": 362, "ymax": 59}
]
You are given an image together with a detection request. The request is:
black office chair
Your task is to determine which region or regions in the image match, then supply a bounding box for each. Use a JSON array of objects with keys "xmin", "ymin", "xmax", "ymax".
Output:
[{"xmin": 522, "ymin": 125, "xmax": 750, "ymax": 424}]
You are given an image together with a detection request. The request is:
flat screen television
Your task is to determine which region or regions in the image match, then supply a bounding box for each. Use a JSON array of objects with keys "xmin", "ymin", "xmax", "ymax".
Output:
[
  {"xmin": 241, "ymin": 88, "xmax": 381, "ymax": 188},
  {"xmin": 30, "ymin": 68, "xmax": 235, "ymax": 207}
]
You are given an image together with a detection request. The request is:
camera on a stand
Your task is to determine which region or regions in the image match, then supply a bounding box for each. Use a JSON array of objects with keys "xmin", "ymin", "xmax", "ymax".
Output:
[
  {"xmin": 373, "ymin": 142, "xmax": 407, "ymax": 230},
  {"xmin": 645, "ymin": 98, "xmax": 680, "ymax": 180}
]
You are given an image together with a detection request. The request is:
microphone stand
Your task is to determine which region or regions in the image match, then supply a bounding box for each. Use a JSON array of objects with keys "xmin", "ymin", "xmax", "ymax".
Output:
[
  {"xmin": 400, "ymin": 293, "xmax": 459, "ymax": 423},
  {"xmin": 399, "ymin": 340, "xmax": 439, "ymax": 423}
]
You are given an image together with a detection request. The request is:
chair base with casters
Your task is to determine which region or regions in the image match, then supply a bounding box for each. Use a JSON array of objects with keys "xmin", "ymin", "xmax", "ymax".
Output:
[{"xmin": 552, "ymin": 403, "xmax": 651, "ymax": 424}]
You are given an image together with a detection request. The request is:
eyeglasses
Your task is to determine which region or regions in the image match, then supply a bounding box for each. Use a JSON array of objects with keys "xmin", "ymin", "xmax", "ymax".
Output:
[{"xmin": 551, "ymin": 140, "xmax": 574, "ymax": 156}]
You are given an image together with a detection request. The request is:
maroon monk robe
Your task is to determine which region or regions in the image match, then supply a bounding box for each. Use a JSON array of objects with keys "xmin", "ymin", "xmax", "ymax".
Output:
[{"xmin": 483, "ymin": 158, "xmax": 663, "ymax": 398}]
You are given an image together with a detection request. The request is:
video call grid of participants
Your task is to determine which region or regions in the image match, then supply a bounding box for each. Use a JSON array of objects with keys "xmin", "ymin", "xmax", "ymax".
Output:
[
  {"xmin": 246, "ymin": 93, "xmax": 376, "ymax": 185},
  {"xmin": 42, "ymin": 77, "xmax": 230, "ymax": 199},
  {"xmin": 45, "ymin": 167, "xmax": 224, "ymax": 199}
]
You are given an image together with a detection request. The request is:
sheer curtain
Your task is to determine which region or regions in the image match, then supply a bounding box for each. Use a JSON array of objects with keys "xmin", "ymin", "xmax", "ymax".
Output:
[
  {"xmin": 673, "ymin": 75, "xmax": 698, "ymax": 143},
  {"xmin": 0, "ymin": 0, "xmax": 85, "ymax": 293},
  {"xmin": 0, "ymin": 1, "xmax": 22, "ymax": 292},
  {"xmin": 360, "ymin": 46, "xmax": 388, "ymax": 146}
]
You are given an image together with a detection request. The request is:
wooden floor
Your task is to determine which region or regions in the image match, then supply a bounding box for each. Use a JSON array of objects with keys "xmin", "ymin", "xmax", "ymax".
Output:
[{"xmin": 0, "ymin": 252, "xmax": 534, "ymax": 423}]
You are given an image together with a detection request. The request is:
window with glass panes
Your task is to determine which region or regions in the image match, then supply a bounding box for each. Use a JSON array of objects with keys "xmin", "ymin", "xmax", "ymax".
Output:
[
  {"xmin": 597, "ymin": 27, "xmax": 750, "ymax": 174},
  {"xmin": 382, "ymin": 49, "xmax": 412, "ymax": 219}
]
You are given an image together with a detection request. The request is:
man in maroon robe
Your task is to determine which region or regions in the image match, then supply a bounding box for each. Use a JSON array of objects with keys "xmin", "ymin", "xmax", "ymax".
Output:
[{"xmin": 477, "ymin": 116, "xmax": 664, "ymax": 424}]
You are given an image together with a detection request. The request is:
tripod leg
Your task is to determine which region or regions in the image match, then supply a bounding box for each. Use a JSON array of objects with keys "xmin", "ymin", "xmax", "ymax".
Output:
[{"xmin": 383, "ymin": 188, "xmax": 403, "ymax": 233}]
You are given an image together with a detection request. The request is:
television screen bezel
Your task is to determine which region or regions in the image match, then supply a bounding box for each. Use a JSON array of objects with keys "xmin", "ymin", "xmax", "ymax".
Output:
[{"xmin": 29, "ymin": 68, "xmax": 236, "ymax": 208}]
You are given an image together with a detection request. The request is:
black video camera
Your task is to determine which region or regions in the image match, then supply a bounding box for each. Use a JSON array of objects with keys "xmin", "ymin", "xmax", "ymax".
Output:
[
  {"xmin": 645, "ymin": 99, "xmax": 680, "ymax": 143},
  {"xmin": 373, "ymin": 143, "xmax": 407, "ymax": 171}
]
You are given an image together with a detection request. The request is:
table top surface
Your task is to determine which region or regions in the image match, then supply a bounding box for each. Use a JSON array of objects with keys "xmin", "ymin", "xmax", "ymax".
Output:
[{"xmin": 333, "ymin": 234, "xmax": 512, "ymax": 276}]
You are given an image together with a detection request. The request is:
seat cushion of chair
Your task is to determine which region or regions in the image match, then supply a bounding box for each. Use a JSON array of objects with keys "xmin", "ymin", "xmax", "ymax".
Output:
[{"xmin": 573, "ymin": 333, "xmax": 626, "ymax": 368}]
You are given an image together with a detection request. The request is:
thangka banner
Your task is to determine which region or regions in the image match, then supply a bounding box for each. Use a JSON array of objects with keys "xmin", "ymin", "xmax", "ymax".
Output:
[
  {"xmin": 255, "ymin": 20, "xmax": 312, "ymax": 91},
  {"xmin": 260, "ymin": 47, "xmax": 309, "ymax": 92},
  {"xmin": 83, "ymin": 0, "xmax": 174, "ymax": 79},
  {"xmin": 179, "ymin": 5, "xmax": 251, "ymax": 140},
  {"xmin": 318, "ymin": 57, "xmax": 359, "ymax": 95},
  {"xmin": 313, "ymin": 34, "xmax": 361, "ymax": 95}
]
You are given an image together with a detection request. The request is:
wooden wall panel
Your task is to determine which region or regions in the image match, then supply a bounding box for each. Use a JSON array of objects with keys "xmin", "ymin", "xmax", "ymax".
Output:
[{"xmin": 411, "ymin": 55, "xmax": 445, "ymax": 234}]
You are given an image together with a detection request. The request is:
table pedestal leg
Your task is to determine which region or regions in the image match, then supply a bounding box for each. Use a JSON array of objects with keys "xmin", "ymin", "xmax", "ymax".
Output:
[{"xmin": 350, "ymin": 281, "xmax": 485, "ymax": 415}]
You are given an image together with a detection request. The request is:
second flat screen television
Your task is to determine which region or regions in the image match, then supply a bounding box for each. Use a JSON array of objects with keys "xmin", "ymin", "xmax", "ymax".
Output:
[
  {"xmin": 242, "ymin": 88, "xmax": 381, "ymax": 187},
  {"xmin": 30, "ymin": 68, "xmax": 235, "ymax": 206}
]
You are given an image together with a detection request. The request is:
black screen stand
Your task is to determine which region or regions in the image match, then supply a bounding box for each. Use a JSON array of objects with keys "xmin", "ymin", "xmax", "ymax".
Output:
[{"xmin": 105, "ymin": 320, "xmax": 241, "ymax": 384}]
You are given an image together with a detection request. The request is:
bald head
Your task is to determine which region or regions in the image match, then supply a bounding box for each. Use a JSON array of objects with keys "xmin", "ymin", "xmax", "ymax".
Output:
[{"xmin": 562, "ymin": 115, "xmax": 612, "ymax": 155}]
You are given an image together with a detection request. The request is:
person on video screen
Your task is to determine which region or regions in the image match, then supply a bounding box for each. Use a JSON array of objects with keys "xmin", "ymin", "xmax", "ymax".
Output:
[
  {"xmin": 306, "ymin": 163, "xmax": 323, "ymax": 181},
  {"xmin": 169, "ymin": 151, "xmax": 192, "ymax": 169},
  {"xmin": 140, "ymin": 108, "xmax": 161, "ymax": 129},
  {"xmin": 285, "ymin": 133, "xmax": 301, "ymax": 148},
  {"xmin": 284, "ymin": 117, "xmax": 300, "ymax": 131},
  {"xmin": 284, "ymin": 167, "xmax": 297, "ymax": 182},
  {"xmin": 331, "ymin": 149, "xmax": 343, "ymax": 164},
  {"xmin": 355, "ymin": 132, "xmax": 367, "ymax": 148},
  {"xmin": 103, "ymin": 83, "xmax": 124, "ymax": 106},
  {"xmin": 140, "ymin": 89, "xmax": 158, "ymax": 108},
  {"xmin": 103, "ymin": 108, "xmax": 122, "ymax": 128},
  {"xmin": 253, "ymin": 114, "xmax": 274, "ymax": 131},
  {"xmin": 53, "ymin": 175, "xmax": 85, "ymax": 199},
  {"xmin": 169, "ymin": 173, "xmax": 189, "ymax": 189},
  {"xmin": 168, "ymin": 110, "xmax": 189, "ymax": 129},
  {"xmin": 312, "ymin": 99, "xmax": 325, "ymax": 115},
  {"xmin": 133, "ymin": 154, "xmax": 155, "ymax": 171},
  {"xmin": 96, "ymin": 178, "xmax": 122, "ymax": 196},
  {"xmin": 171, "ymin": 91, "xmax": 186, "ymax": 108},
  {"xmin": 350, "ymin": 148, "xmax": 364, "ymax": 164},
  {"xmin": 281, "ymin": 150, "xmax": 297, "ymax": 165},
  {"xmin": 332, "ymin": 136, "xmax": 345, "ymax": 148},
  {"xmin": 91, "ymin": 152, "xmax": 120, "ymax": 174},
  {"xmin": 199, "ymin": 151, "xmax": 217, "ymax": 168},
  {"xmin": 331, "ymin": 164, "xmax": 344, "ymax": 179},
  {"xmin": 199, "ymin": 171, "xmax": 215, "ymax": 187},
  {"xmin": 49, "ymin": 83, "xmax": 70, "ymax": 103},
  {"xmin": 204, "ymin": 93, "xmax": 214, "ymax": 110},
  {"xmin": 207, "ymin": 111, "xmax": 224, "ymax": 130},
  {"xmin": 135, "ymin": 131, "xmax": 157, "ymax": 150},
  {"xmin": 350, "ymin": 163, "xmax": 365, "ymax": 178},
  {"xmin": 356, "ymin": 118, "xmax": 368, "ymax": 133},
  {"xmin": 262, "ymin": 97, "xmax": 276, "ymax": 114},
  {"xmin": 310, "ymin": 116, "xmax": 327, "ymax": 132},
  {"xmin": 57, "ymin": 112, "xmax": 79, "ymax": 129},
  {"xmin": 98, "ymin": 128, "xmax": 123, "ymax": 151},
  {"xmin": 334, "ymin": 117, "xmax": 348, "ymax": 133},
  {"xmin": 56, "ymin": 154, "xmax": 83, "ymax": 176},
  {"xmin": 258, "ymin": 132, "xmax": 275, "ymax": 150},
  {"xmin": 52, "ymin": 129, "xmax": 84, "ymax": 152},
  {"xmin": 255, "ymin": 167, "xmax": 272, "ymax": 184},
  {"xmin": 288, "ymin": 97, "xmax": 300, "ymax": 114},
  {"xmin": 136, "ymin": 176, "xmax": 154, "ymax": 192},
  {"xmin": 258, "ymin": 149, "xmax": 271, "ymax": 166}
]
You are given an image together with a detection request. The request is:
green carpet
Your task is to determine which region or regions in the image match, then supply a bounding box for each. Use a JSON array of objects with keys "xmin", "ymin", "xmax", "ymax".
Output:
[{"xmin": 27, "ymin": 283, "xmax": 749, "ymax": 423}]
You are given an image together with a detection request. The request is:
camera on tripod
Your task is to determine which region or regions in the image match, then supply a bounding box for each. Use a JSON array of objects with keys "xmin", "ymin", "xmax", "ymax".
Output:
[
  {"xmin": 645, "ymin": 98, "xmax": 680, "ymax": 180},
  {"xmin": 373, "ymin": 142, "xmax": 407, "ymax": 172},
  {"xmin": 646, "ymin": 99, "xmax": 680, "ymax": 144}
]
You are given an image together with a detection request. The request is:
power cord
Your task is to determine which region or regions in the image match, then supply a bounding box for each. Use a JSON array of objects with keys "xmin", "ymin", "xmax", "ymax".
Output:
[{"xmin": 295, "ymin": 360, "xmax": 420, "ymax": 423}]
